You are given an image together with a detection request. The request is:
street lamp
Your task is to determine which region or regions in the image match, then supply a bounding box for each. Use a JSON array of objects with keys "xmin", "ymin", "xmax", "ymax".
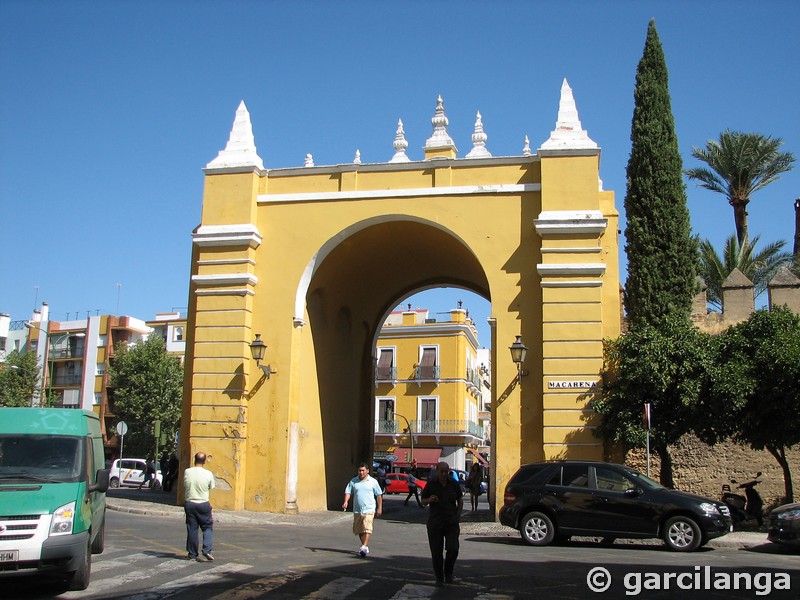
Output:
[
  {"xmin": 509, "ymin": 336, "xmax": 529, "ymax": 380},
  {"xmin": 394, "ymin": 412, "xmax": 414, "ymax": 471},
  {"xmin": 24, "ymin": 322, "xmax": 85, "ymax": 407},
  {"xmin": 249, "ymin": 334, "xmax": 276, "ymax": 379}
]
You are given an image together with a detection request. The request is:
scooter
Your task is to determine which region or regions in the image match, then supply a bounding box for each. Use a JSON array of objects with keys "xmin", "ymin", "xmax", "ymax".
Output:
[{"xmin": 721, "ymin": 472, "xmax": 763, "ymax": 526}]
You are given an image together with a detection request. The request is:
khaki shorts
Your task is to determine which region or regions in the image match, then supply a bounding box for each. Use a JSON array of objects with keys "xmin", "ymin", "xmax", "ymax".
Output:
[{"xmin": 352, "ymin": 513, "xmax": 375, "ymax": 536}]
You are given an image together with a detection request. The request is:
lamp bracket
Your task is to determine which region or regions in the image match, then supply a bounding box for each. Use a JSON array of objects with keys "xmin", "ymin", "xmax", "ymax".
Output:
[{"xmin": 259, "ymin": 364, "xmax": 276, "ymax": 378}]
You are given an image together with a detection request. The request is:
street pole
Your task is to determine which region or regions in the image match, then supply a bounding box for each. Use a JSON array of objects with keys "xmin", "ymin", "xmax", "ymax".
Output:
[{"xmin": 394, "ymin": 413, "xmax": 414, "ymax": 471}]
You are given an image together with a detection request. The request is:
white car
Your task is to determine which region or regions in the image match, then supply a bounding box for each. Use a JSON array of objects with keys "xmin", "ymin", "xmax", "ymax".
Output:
[{"xmin": 109, "ymin": 458, "xmax": 163, "ymax": 488}]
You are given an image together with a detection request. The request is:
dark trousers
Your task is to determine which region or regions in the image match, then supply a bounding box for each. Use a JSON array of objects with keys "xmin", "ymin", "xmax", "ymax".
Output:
[
  {"xmin": 405, "ymin": 486, "xmax": 421, "ymax": 506},
  {"xmin": 426, "ymin": 520, "xmax": 460, "ymax": 581},
  {"xmin": 184, "ymin": 501, "xmax": 213, "ymax": 558}
]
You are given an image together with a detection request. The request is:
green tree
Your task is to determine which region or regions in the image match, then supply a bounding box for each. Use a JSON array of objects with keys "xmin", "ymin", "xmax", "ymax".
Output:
[
  {"xmin": 109, "ymin": 335, "xmax": 183, "ymax": 457},
  {"xmin": 686, "ymin": 130, "xmax": 795, "ymax": 248},
  {"xmin": 699, "ymin": 234, "xmax": 793, "ymax": 310},
  {"xmin": 714, "ymin": 307, "xmax": 800, "ymax": 503},
  {"xmin": 593, "ymin": 317, "xmax": 711, "ymax": 488},
  {"xmin": 623, "ymin": 20, "xmax": 698, "ymax": 329},
  {"xmin": 0, "ymin": 350, "xmax": 41, "ymax": 407}
]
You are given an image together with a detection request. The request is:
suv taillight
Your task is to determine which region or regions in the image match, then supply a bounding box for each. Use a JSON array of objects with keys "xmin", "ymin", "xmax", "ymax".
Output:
[{"xmin": 503, "ymin": 490, "xmax": 517, "ymax": 506}]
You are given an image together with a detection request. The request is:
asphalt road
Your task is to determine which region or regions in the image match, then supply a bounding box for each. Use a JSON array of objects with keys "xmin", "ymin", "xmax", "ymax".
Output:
[{"xmin": 4, "ymin": 494, "xmax": 800, "ymax": 600}]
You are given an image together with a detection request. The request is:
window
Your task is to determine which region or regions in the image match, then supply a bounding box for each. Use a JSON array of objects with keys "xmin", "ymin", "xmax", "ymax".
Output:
[
  {"xmin": 376, "ymin": 397, "xmax": 395, "ymax": 432},
  {"xmin": 173, "ymin": 326, "xmax": 184, "ymax": 342},
  {"xmin": 418, "ymin": 397, "xmax": 437, "ymax": 432},
  {"xmin": 376, "ymin": 347, "xmax": 395, "ymax": 380},
  {"xmin": 96, "ymin": 363, "xmax": 105, "ymax": 375},
  {"xmin": 595, "ymin": 467, "xmax": 634, "ymax": 492},
  {"xmin": 562, "ymin": 464, "xmax": 589, "ymax": 488},
  {"xmin": 417, "ymin": 346, "xmax": 438, "ymax": 379}
]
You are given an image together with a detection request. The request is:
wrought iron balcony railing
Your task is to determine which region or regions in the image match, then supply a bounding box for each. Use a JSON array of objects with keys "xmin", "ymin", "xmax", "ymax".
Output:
[{"xmin": 374, "ymin": 419, "xmax": 483, "ymax": 438}]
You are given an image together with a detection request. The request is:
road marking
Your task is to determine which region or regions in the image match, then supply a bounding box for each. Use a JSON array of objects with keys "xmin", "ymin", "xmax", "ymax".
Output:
[
  {"xmin": 122, "ymin": 563, "xmax": 252, "ymax": 600},
  {"xmin": 206, "ymin": 572, "xmax": 302, "ymax": 600},
  {"xmin": 390, "ymin": 583, "xmax": 438, "ymax": 599},
  {"xmin": 302, "ymin": 576, "xmax": 369, "ymax": 599},
  {"xmin": 59, "ymin": 558, "xmax": 194, "ymax": 598},
  {"xmin": 475, "ymin": 594, "xmax": 515, "ymax": 600},
  {"xmin": 92, "ymin": 552, "xmax": 154, "ymax": 572}
]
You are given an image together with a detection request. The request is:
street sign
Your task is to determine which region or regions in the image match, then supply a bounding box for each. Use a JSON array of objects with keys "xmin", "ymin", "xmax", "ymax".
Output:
[
  {"xmin": 116, "ymin": 421, "xmax": 128, "ymax": 436},
  {"xmin": 385, "ymin": 454, "xmax": 398, "ymax": 462}
]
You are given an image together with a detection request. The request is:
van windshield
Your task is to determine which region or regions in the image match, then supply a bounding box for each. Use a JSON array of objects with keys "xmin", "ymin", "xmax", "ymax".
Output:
[{"xmin": 0, "ymin": 435, "xmax": 84, "ymax": 483}]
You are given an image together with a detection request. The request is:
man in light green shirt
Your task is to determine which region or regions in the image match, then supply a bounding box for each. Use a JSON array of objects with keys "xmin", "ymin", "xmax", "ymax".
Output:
[{"xmin": 183, "ymin": 452, "xmax": 216, "ymax": 561}]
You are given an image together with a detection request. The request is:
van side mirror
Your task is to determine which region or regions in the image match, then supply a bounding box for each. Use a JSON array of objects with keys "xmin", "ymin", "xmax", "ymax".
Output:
[
  {"xmin": 625, "ymin": 487, "xmax": 643, "ymax": 497},
  {"xmin": 90, "ymin": 468, "xmax": 110, "ymax": 493}
]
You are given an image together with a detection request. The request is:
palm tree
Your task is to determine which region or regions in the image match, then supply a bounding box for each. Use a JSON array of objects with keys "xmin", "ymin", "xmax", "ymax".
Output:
[
  {"xmin": 699, "ymin": 234, "xmax": 793, "ymax": 310},
  {"xmin": 686, "ymin": 131, "xmax": 795, "ymax": 247}
]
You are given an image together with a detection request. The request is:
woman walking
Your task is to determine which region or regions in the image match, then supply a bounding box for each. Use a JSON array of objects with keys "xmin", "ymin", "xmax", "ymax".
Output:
[{"xmin": 466, "ymin": 463, "xmax": 483, "ymax": 514}]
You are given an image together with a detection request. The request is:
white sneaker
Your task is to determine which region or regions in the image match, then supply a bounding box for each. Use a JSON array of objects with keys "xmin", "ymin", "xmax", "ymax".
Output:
[{"xmin": 359, "ymin": 545, "xmax": 368, "ymax": 557}]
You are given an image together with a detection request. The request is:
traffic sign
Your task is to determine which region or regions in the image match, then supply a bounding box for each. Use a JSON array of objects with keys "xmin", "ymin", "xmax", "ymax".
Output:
[
  {"xmin": 385, "ymin": 454, "xmax": 398, "ymax": 462},
  {"xmin": 116, "ymin": 421, "xmax": 128, "ymax": 436}
]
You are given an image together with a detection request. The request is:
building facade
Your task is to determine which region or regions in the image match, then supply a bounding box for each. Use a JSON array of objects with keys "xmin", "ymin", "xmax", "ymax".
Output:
[{"xmin": 374, "ymin": 306, "xmax": 490, "ymax": 473}]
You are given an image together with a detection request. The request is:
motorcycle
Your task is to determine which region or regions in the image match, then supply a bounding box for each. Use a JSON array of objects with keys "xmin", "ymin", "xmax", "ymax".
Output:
[{"xmin": 721, "ymin": 472, "xmax": 764, "ymax": 526}]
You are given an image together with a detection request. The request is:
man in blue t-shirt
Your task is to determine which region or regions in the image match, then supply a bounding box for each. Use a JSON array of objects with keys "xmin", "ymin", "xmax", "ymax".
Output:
[{"xmin": 342, "ymin": 462, "xmax": 383, "ymax": 557}]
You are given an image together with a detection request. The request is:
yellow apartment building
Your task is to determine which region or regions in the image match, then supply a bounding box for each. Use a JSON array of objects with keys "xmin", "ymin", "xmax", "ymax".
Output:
[{"xmin": 374, "ymin": 306, "xmax": 490, "ymax": 473}]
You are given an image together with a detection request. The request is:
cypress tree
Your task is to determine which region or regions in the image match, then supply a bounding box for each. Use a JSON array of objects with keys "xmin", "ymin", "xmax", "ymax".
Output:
[{"xmin": 623, "ymin": 20, "xmax": 698, "ymax": 328}]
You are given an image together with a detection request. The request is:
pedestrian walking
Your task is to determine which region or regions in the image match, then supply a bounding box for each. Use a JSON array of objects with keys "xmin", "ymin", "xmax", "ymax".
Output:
[
  {"xmin": 420, "ymin": 461, "xmax": 463, "ymax": 586},
  {"xmin": 183, "ymin": 452, "xmax": 216, "ymax": 562},
  {"xmin": 404, "ymin": 471, "xmax": 422, "ymax": 507},
  {"xmin": 342, "ymin": 462, "xmax": 383, "ymax": 558},
  {"xmin": 138, "ymin": 455, "xmax": 155, "ymax": 490},
  {"xmin": 466, "ymin": 462, "xmax": 483, "ymax": 514}
]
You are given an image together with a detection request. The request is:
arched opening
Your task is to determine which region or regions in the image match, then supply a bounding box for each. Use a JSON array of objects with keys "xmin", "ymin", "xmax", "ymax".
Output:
[{"xmin": 304, "ymin": 219, "xmax": 490, "ymax": 508}]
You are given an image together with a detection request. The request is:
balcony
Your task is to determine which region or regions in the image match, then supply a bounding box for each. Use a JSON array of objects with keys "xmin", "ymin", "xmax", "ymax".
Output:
[
  {"xmin": 374, "ymin": 419, "xmax": 483, "ymax": 440},
  {"xmin": 51, "ymin": 347, "xmax": 85, "ymax": 359},
  {"xmin": 414, "ymin": 365, "xmax": 440, "ymax": 381},
  {"xmin": 375, "ymin": 366, "xmax": 397, "ymax": 382},
  {"xmin": 51, "ymin": 374, "xmax": 82, "ymax": 387}
]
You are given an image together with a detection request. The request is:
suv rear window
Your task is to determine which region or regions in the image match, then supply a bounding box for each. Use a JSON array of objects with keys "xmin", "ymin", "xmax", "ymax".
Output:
[{"xmin": 508, "ymin": 464, "xmax": 551, "ymax": 485}]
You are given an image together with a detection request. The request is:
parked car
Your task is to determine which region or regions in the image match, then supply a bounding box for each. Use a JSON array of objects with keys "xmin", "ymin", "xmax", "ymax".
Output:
[
  {"xmin": 384, "ymin": 472, "xmax": 428, "ymax": 494},
  {"xmin": 499, "ymin": 460, "xmax": 732, "ymax": 552},
  {"xmin": 768, "ymin": 502, "xmax": 800, "ymax": 547},
  {"xmin": 452, "ymin": 468, "xmax": 489, "ymax": 495},
  {"xmin": 109, "ymin": 458, "xmax": 163, "ymax": 489}
]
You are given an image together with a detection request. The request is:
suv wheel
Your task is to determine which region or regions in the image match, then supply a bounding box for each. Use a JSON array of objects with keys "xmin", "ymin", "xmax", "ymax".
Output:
[
  {"xmin": 663, "ymin": 516, "xmax": 701, "ymax": 552},
  {"xmin": 520, "ymin": 511, "xmax": 555, "ymax": 546}
]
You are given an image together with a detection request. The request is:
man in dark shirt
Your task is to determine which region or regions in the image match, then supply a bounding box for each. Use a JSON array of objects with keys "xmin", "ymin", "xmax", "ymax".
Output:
[{"xmin": 420, "ymin": 461, "xmax": 463, "ymax": 586}]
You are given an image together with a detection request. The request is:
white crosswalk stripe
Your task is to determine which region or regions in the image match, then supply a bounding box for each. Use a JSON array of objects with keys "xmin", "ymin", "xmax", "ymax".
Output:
[
  {"xmin": 389, "ymin": 583, "xmax": 439, "ymax": 599},
  {"xmin": 122, "ymin": 562, "xmax": 252, "ymax": 600},
  {"xmin": 301, "ymin": 576, "xmax": 369, "ymax": 599},
  {"xmin": 91, "ymin": 552, "xmax": 154, "ymax": 572},
  {"xmin": 207, "ymin": 572, "xmax": 303, "ymax": 600}
]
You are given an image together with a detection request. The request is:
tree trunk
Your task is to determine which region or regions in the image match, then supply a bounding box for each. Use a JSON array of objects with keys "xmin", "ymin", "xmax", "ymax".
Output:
[
  {"xmin": 767, "ymin": 444, "xmax": 794, "ymax": 504},
  {"xmin": 733, "ymin": 202, "xmax": 749, "ymax": 248},
  {"xmin": 656, "ymin": 445, "xmax": 675, "ymax": 489}
]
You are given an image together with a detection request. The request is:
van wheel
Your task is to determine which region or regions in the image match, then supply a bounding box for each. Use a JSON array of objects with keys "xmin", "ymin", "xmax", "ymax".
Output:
[
  {"xmin": 67, "ymin": 539, "xmax": 91, "ymax": 591},
  {"xmin": 91, "ymin": 515, "xmax": 106, "ymax": 554},
  {"xmin": 109, "ymin": 477, "xmax": 120, "ymax": 488},
  {"xmin": 519, "ymin": 511, "xmax": 555, "ymax": 546},
  {"xmin": 663, "ymin": 516, "xmax": 702, "ymax": 552}
]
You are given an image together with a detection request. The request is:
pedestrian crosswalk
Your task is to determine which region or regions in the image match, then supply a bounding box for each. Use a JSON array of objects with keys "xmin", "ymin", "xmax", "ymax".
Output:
[{"xmin": 56, "ymin": 547, "xmax": 515, "ymax": 600}]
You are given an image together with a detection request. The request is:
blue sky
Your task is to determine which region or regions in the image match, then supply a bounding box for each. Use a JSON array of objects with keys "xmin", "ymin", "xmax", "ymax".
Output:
[{"xmin": 2, "ymin": 1, "xmax": 798, "ymax": 349}]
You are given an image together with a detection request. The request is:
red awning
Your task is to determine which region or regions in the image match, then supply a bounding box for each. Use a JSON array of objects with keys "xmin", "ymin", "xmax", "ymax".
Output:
[
  {"xmin": 467, "ymin": 448, "xmax": 489, "ymax": 468},
  {"xmin": 392, "ymin": 447, "xmax": 442, "ymax": 468}
]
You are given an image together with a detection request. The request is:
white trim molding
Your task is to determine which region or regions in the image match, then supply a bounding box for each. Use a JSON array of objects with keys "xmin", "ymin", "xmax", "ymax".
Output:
[
  {"xmin": 259, "ymin": 183, "xmax": 540, "ymax": 204},
  {"xmin": 534, "ymin": 211, "xmax": 607, "ymax": 236},
  {"xmin": 540, "ymin": 281, "xmax": 603, "ymax": 288},
  {"xmin": 537, "ymin": 263, "xmax": 606, "ymax": 277},
  {"xmin": 192, "ymin": 273, "xmax": 259, "ymax": 286},
  {"xmin": 193, "ymin": 224, "xmax": 263, "ymax": 248},
  {"xmin": 195, "ymin": 288, "xmax": 255, "ymax": 297}
]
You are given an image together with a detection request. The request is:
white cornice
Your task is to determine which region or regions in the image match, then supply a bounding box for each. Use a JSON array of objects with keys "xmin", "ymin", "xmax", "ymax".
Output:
[
  {"xmin": 195, "ymin": 288, "xmax": 255, "ymax": 297},
  {"xmin": 259, "ymin": 183, "xmax": 540, "ymax": 204},
  {"xmin": 192, "ymin": 273, "xmax": 259, "ymax": 286},
  {"xmin": 537, "ymin": 263, "xmax": 606, "ymax": 276},
  {"xmin": 535, "ymin": 211, "xmax": 607, "ymax": 235},
  {"xmin": 193, "ymin": 224, "xmax": 263, "ymax": 248}
]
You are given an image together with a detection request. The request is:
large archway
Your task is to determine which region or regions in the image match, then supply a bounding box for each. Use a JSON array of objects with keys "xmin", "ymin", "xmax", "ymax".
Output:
[{"xmin": 180, "ymin": 86, "xmax": 620, "ymax": 515}]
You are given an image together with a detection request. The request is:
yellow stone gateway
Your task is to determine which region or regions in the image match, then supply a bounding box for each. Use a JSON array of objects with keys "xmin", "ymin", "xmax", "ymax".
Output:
[{"xmin": 180, "ymin": 80, "xmax": 621, "ymax": 515}]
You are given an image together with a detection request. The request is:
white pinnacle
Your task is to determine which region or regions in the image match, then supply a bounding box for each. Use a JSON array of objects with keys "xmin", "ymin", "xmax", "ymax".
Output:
[
  {"xmin": 522, "ymin": 135, "xmax": 532, "ymax": 156},
  {"xmin": 206, "ymin": 100, "xmax": 265, "ymax": 170},
  {"xmin": 304, "ymin": 153, "xmax": 314, "ymax": 167},
  {"xmin": 466, "ymin": 111, "xmax": 492, "ymax": 158},
  {"xmin": 354, "ymin": 149, "xmax": 361, "ymax": 164},
  {"xmin": 539, "ymin": 79, "xmax": 598, "ymax": 151},
  {"xmin": 424, "ymin": 96, "xmax": 456, "ymax": 150},
  {"xmin": 390, "ymin": 119, "xmax": 411, "ymax": 163}
]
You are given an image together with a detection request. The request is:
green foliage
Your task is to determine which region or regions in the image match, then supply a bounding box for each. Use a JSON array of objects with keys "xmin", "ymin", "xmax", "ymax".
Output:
[
  {"xmin": 623, "ymin": 20, "xmax": 698, "ymax": 329},
  {"xmin": 686, "ymin": 130, "xmax": 795, "ymax": 247},
  {"xmin": 593, "ymin": 316, "xmax": 711, "ymax": 485},
  {"xmin": 109, "ymin": 335, "xmax": 183, "ymax": 457},
  {"xmin": 699, "ymin": 235, "xmax": 793, "ymax": 310},
  {"xmin": 0, "ymin": 350, "xmax": 41, "ymax": 407}
]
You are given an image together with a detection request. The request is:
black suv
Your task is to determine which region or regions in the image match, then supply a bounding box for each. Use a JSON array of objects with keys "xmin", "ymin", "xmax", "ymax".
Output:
[{"xmin": 499, "ymin": 461, "xmax": 732, "ymax": 552}]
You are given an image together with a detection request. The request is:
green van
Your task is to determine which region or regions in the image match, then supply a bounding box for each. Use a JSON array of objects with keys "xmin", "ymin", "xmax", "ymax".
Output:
[{"xmin": 0, "ymin": 408, "xmax": 109, "ymax": 590}]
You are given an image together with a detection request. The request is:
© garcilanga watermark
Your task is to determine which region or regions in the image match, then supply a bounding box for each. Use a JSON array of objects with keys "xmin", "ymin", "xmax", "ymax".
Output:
[{"xmin": 586, "ymin": 566, "xmax": 792, "ymax": 596}]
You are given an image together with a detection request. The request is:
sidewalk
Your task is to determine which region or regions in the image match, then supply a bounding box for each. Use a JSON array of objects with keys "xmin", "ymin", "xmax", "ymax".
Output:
[{"xmin": 106, "ymin": 489, "xmax": 768, "ymax": 549}]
